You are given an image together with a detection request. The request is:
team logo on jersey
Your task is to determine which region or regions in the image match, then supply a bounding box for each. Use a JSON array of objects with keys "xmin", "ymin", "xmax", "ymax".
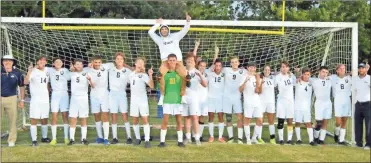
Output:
[
  {"xmin": 221, "ymin": 73, "xmax": 225, "ymax": 77},
  {"xmin": 122, "ymin": 69, "xmax": 126, "ymax": 73},
  {"xmin": 191, "ymin": 73, "xmax": 195, "ymax": 78},
  {"xmin": 138, "ymin": 74, "xmax": 143, "ymax": 78},
  {"xmin": 204, "ymin": 73, "xmax": 208, "ymax": 77},
  {"xmin": 10, "ymin": 75, "xmax": 14, "ymax": 78},
  {"xmin": 270, "ymin": 75, "xmax": 273, "ymax": 80},
  {"xmin": 308, "ymin": 83, "xmax": 312, "ymax": 87},
  {"xmin": 239, "ymin": 70, "xmax": 243, "ymax": 74},
  {"xmin": 101, "ymin": 67, "xmax": 105, "ymax": 71},
  {"xmin": 345, "ymin": 79, "xmax": 348, "ymax": 83},
  {"xmin": 82, "ymin": 73, "xmax": 86, "ymax": 76},
  {"xmin": 60, "ymin": 71, "xmax": 64, "ymax": 75},
  {"xmin": 46, "ymin": 72, "xmax": 50, "ymax": 77}
]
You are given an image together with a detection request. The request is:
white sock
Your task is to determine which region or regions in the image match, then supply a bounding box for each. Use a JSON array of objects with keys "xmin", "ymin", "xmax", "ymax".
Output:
[
  {"xmin": 30, "ymin": 125, "xmax": 37, "ymax": 141},
  {"xmin": 340, "ymin": 128, "xmax": 346, "ymax": 142},
  {"xmin": 186, "ymin": 133, "xmax": 191, "ymax": 140},
  {"xmin": 70, "ymin": 127, "xmax": 76, "ymax": 141},
  {"xmin": 112, "ymin": 124, "xmax": 118, "ymax": 139},
  {"xmin": 177, "ymin": 130, "xmax": 183, "ymax": 142},
  {"xmin": 335, "ymin": 126, "xmax": 340, "ymax": 136},
  {"xmin": 81, "ymin": 126, "xmax": 87, "ymax": 140},
  {"xmin": 218, "ymin": 123, "xmax": 224, "ymax": 139},
  {"xmin": 258, "ymin": 126, "xmax": 263, "ymax": 139},
  {"xmin": 238, "ymin": 128, "xmax": 243, "ymax": 139},
  {"xmin": 252, "ymin": 126, "xmax": 258, "ymax": 140},
  {"xmin": 125, "ymin": 122, "xmax": 131, "ymax": 139},
  {"xmin": 95, "ymin": 121, "xmax": 103, "ymax": 138},
  {"xmin": 133, "ymin": 125, "xmax": 140, "ymax": 140},
  {"xmin": 244, "ymin": 125, "xmax": 250, "ymax": 141},
  {"xmin": 269, "ymin": 125, "xmax": 275, "ymax": 137},
  {"xmin": 199, "ymin": 123, "xmax": 205, "ymax": 137},
  {"xmin": 320, "ymin": 129, "xmax": 327, "ymax": 141},
  {"xmin": 195, "ymin": 134, "xmax": 200, "ymax": 141},
  {"xmin": 143, "ymin": 124, "xmax": 150, "ymax": 141},
  {"xmin": 227, "ymin": 126, "xmax": 233, "ymax": 138},
  {"xmin": 295, "ymin": 127, "xmax": 301, "ymax": 141},
  {"xmin": 63, "ymin": 124, "xmax": 69, "ymax": 139},
  {"xmin": 160, "ymin": 129, "xmax": 167, "ymax": 143},
  {"xmin": 287, "ymin": 127, "xmax": 293, "ymax": 141},
  {"xmin": 307, "ymin": 128, "xmax": 314, "ymax": 142},
  {"xmin": 209, "ymin": 123, "xmax": 214, "ymax": 137},
  {"xmin": 41, "ymin": 125, "xmax": 48, "ymax": 138},
  {"xmin": 51, "ymin": 125, "xmax": 57, "ymax": 140},
  {"xmin": 103, "ymin": 122, "xmax": 109, "ymax": 140},
  {"xmin": 314, "ymin": 129, "xmax": 320, "ymax": 139},
  {"xmin": 278, "ymin": 128, "xmax": 284, "ymax": 141}
]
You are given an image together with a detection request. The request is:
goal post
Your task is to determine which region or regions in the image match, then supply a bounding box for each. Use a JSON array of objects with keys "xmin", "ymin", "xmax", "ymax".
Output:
[{"xmin": 1, "ymin": 17, "xmax": 358, "ymax": 144}]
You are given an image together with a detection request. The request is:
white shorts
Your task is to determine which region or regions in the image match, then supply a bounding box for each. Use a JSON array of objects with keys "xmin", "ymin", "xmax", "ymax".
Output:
[
  {"xmin": 276, "ymin": 99, "xmax": 294, "ymax": 119},
  {"xmin": 199, "ymin": 98, "xmax": 208, "ymax": 116},
  {"xmin": 51, "ymin": 91, "xmax": 69, "ymax": 113},
  {"xmin": 109, "ymin": 92, "xmax": 128, "ymax": 114},
  {"xmin": 69, "ymin": 95, "xmax": 89, "ymax": 118},
  {"xmin": 294, "ymin": 110, "xmax": 311, "ymax": 123},
  {"xmin": 244, "ymin": 105, "xmax": 263, "ymax": 118},
  {"xmin": 222, "ymin": 97, "xmax": 242, "ymax": 114},
  {"xmin": 261, "ymin": 102, "xmax": 275, "ymax": 113},
  {"xmin": 208, "ymin": 97, "xmax": 223, "ymax": 113},
  {"xmin": 90, "ymin": 92, "xmax": 110, "ymax": 113},
  {"xmin": 334, "ymin": 98, "xmax": 351, "ymax": 117},
  {"xmin": 315, "ymin": 100, "xmax": 332, "ymax": 120},
  {"xmin": 182, "ymin": 96, "xmax": 200, "ymax": 116},
  {"xmin": 130, "ymin": 98, "xmax": 149, "ymax": 117},
  {"xmin": 29, "ymin": 98, "xmax": 50, "ymax": 119},
  {"xmin": 163, "ymin": 104, "xmax": 183, "ymax": 115}
]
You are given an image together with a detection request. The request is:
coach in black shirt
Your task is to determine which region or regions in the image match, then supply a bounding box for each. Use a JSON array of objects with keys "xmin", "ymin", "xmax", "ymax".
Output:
[{"xmin": 1, "ymin": 55, "xmax": 25, "ymax": 147}]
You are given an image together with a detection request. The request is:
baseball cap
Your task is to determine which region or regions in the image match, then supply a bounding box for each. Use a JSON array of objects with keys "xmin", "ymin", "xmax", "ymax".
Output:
[
  {"xmin": 1, "ymin": 55, "xmax": 17, "ymax": 66},
  {"xmin": 358, "ymin": 63, "xmax": 366, "ymax": 68}
]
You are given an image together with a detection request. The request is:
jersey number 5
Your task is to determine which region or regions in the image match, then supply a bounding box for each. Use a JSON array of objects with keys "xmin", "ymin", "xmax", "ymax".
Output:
[{"xmin": 76, "ymin": 77, "xmax": 80, "ymax": 83}]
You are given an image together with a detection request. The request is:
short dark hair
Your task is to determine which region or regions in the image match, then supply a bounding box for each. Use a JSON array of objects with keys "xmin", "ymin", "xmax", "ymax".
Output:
[
  {"xmin": 91, "ymin": 55, "xmax": 102, "ymax": 61},
  {"xmin": 214, "ymin": 58, "xmax": 222, "ymax": 65},
  {"xmin": 74, "ymin": 59, "xmax": 84, "ymax": 65},
  {"xmin": 302, "ymin": 67, "xmax": 311, "ymax": 74},
  {"xmin": 198, "ymin": 60, "xmax": 207, "ymax": 66},
  {"xmin": 53, "ymin": 57, "xmax": 62, "ymax": 63},
  {"xmin": 167, "ymin": 54, "xmax": 177, "ymax": 60},
  {"xmin": 319, "ymin": 66, "xmax": 329, "ymax": 71},
  {"xmin": 37, "ymin": 55, "xmax": 47, "ymax": 61},
  {"xmin": 185, "ymin": 53, "xmax": 196, "ymax": 62},
  {"xmin": 281, "ymin": 60, "xmax": 290, "ymax": 67}
]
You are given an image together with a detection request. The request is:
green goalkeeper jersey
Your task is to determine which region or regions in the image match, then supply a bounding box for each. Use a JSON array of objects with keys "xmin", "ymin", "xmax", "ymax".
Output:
[{"xmin": 164, "ymin": 71, "xmax": 182, "ymax": 104}]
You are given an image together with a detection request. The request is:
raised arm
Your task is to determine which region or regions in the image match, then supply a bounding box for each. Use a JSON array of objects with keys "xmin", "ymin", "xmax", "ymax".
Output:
[
  {"xmin": 196, "ymin": 71, "xmax": 207, "ymax": 87},
  {"xmin": 147, "ymin": 66, "xmax": 155, "ymax": 89},
  {"xmin": 174, "ymin": 12, "xmax": 191, "ymax": 39},
  {"xmin": 255, "ymin": 74, "xmax": 262, "ymax": 94},
  {"xmin": 193, "ymin": 39, "xmax": 200, "ymax": 56},
  {"xmin": 24, "ymin": 63, "xmax": 34, "ymax": 85},
  {"xmin": 148, "ymin": 18, "xmax": 162, "ymax": 45},
  {"xmin": 209, "ymin": 43, "xmax": 219, "ymax": 72},
  {"xmin": 239, "ymin": 76, "xmax": 248, "ymax": 93}
]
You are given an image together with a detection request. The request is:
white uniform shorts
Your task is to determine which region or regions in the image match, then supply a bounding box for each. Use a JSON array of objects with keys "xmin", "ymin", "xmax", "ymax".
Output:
[
  {"xmin": 315, "ymin": 100, "xmax": 332, "ymax": 120},
  {"xmin": 51, "ymin": 91, "xmax": 69, "ymax": 113},
  {"xmin": 130, "ymin": 98, "xmax": 149, "ymax": 117},
  {"xmin": 69, "ymin": 95, "xmax": 89, "ymax": 118},
  {"xmin": 208, "ymin": 97, "xmax": 223, "ymax": 113},
  {"xmin": 90, "ymin": 91, "xmax": 110, "ymax": 113},
  {"xmin": 222, "ymin": 96, "xmax": 242, "ymax": 114},
  {"xmin": 276, "ymin": 99, "xmax": 294, "ymax": 119},
  {"xmin": 261, "ymin": 102, "xmax": 275, "ymax": 113},
  {"xmin": 182, "ymin": 96, "xmax": 200, "ymax": 116},
  {"xmin": 109, "ymin": 91, "xmax": 128, "ymax": 114},
  {"xmin": 244, "ymin": 105, "xmax": 263, "ymax": 118},
  {"xmin": 334, "ymin": 98, "xmax": 351, "ymax": 117},
  {"xmin": 163, "ymin": 104, "xmax": 183, "ymax": 115},
  {"xmin": 29, "ymin": 97, "xmax": 50, "ymax": 119},
  {"xmin": 294, "ymin": 110, "xmax": 311, "ymax": 123},
  {"xmin": 199, "ymin": 97, "xmax": 208, "ymax": 116}
]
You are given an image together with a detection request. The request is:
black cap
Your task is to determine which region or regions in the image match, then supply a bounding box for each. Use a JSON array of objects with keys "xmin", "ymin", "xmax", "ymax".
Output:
[
  {"xmin": 247, "ymin": 61, "xmax": 257, "ymax": 67},
  {"xmin": 358, "ymin": 63, "xmax": 366, "ymax": 68}
]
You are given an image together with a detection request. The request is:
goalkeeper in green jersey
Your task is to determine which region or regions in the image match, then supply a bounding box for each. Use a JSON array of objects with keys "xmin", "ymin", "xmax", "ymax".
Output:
[{"xmin": 158, "ymin": 54, "xmax": 186, "ymax": 148}]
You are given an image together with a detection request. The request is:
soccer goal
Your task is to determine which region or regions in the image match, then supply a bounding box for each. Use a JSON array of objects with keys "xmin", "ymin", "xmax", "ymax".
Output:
[{"xmin": 1, "ymin": 17, "xmax": 358, "ymax": 143}]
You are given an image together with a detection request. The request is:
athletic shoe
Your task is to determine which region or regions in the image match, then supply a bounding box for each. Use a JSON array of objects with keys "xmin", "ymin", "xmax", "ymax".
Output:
[
  {"xmin": 279, "ymin": 140, "xmax": 284, "ymax": 145},
  {"xmin": 356, "ymin": 143, "xmax": 363, "ymax": 148},
  {"xmin": 96, "ymin": 138, "xmax": 104, "ymax": 144},
  {"xmin": 126, "ymin": 138, "xmax": 133, "ymax": 144},
  {"xmin": 67, "ymin": 139, "xmax": 75, "ymax": 146},
  {"xmin": 81, "ymin": 139, "xmax": 89, "ymax": 145},
  {"xmin": 191, "ymin": 137, "xmax": 196, "ymax": 143},
  {"xmin": 296, "ymin": 140, "xmax": 302, "ymax": 145},
  {"xmin": 309, "ymin": 141, "xmax": 317, "ymax": 146},
  {"xmin": 196, "ymin": 139, "xmax": 201, "ymax": 146},
  {"xmin": 64, "ymin": 138, "xmax": 69, "ymax": 145},
  {"xmin": 158, "ymin": 142, "xmax": 166, "ymax": 148},
  {"xmin": 237, "ymin": 138, "xmax": 244, "ymax": 144},
  {"xmin": 314, "ymin": 138, "xmax": 320, "ymax": 144},
  {"xmin": 104, "ymin": 139, "xmax": 110, "ymax": 146},
  {"xmin": 246, "ymin": 140, "xmax": 252, "ymax": 145},
  {"xmin": 32, "ymin": 141, "xmax": 38, "ymax": 147},
  {"xmin": 338, "ymin": 141, "xmax": 349, "ymax": 146},
  {"xmin": 111, "ymin": 138, "xmax": 119, "ymax": 144},
  {"xmin": 145, "ymin": 141, "xmax": 151, "ymax": 148},
  {"xmin": 227, "ymin": 137, "xmax": 234, "ymax": 144},
  {"xmin": 208, "ymin": 137, "xmax": 214, "ymax": 143},
  {"xmin": 318, "ymin": 140, "xmax": 325, "ymax": 145},
  {"xmin": 41, "ymin": 138, "xmax": 51, "ymax": 143},
  {"xmin": 287, "ymin": 140, "xmax": 294, "ymax": 145},
  {"xmin": 49, "ymin": 139, "xmax": 57, "ymax": 145},
  {"xmin": 257, "ymin": 138, "xmax": 265, "ymax": 144},
  {"xmin": 251, "ymin": 139, "xmax": 258, "ymax": 144},
  {"xmin": 184, "ymin": 138, "xmax": 192, "ymax": 144},
  {"xmin": 177, "ymin": 142, "xmax": 185, "ymax": 147},
  {"xmin": 8, "ymin": 142, "xmax": 15, "ymax": 147},
  {"xmin": 218, "ymin": 137, "xmax": 226, "ymax": 143},
  {"xmin": 134, "ymin": 139, "xmax": 141, "ymax": 146},
  {"xmin": 270, "ymin": 138, "xmax": 276, "ymax": 145},
  {"xmin": 334, "ymin": 134, "xmax": 339, "ymax": 143},
  {"xmin": 364, "ymin": 146, "xmax": 370, "ymax": 150},
  {"xmin": 200, "ymin": 137, "xmax": 205, "ymax": 142}
]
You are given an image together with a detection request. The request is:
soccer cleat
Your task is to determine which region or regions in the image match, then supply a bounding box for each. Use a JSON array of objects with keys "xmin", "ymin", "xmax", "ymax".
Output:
[
  {"xmin": 196, "ymin": 139, "xmax": 201, "ymax": 146},
  {"xmin": 96, "ymin": 138, "xmax": 104, "ymax": 144},
  {"xmin": 287, "ymin": 140, "xmax": 294, "ymax": 145},
  {"xmin": 251, "ymin": 139, "xmax": 258, "ymax": 144},
  {"xmin": 296, "ymin": 140, "xmax": 302, "ymax": 145},
  {"xmin": 67, "ymin": 139, "xmax": 75, "ymax": 146},
  {"xmin": 208, "ymin": 137, "xmax": 214, "ymax": 143},
  {"xmin": 237, "ymin": 138, "xmax": 244, "ymax": 144},
  {"xmin": 158, "ymin": 142, "xmax": 166, "ymax": 148},
  {"xmin": 8, "ymin": 142, "xmax": 15, "ymax": 147},
  {"xmin": 111, "ymin": 138, "xmax": 119, "ymax": 144},
  {"xmin": 309, "ymin": 141, "xmax": 317, "ymax": 146},
  {"xmin": 338, "ymin": 141, "xmax": 349, "ymax": 146},
  {"xmin": 144, "ymin": 141, "xmax": 151, "ymax": 148},
  {"xmin": 134, "ymin": 139, "xmax": 141, "ymax": 146},
  {"xmin": 126, "ymin": 138, "xmax": 133, "ymax": 144},
  {"xmin": 177, "ymin": 142, "xmax": 185, "ymax": 147},
  {"xmin": 318, "ymin": 140, "xmax": 325, "ymax": 145},
  {"xmin": 64, "ymin": 138, "xmax": 69, "ymax": 145},
  {"xmin": 356, "ymin": 143, "xmax": 363, "ymax": 148},
  {"xmin": 81, "ymin": 139, "xmax": 89, "ymax": 145},
  {"xmin": 364, "ymin": 146, "xmax": 370, "ymax": 150},
  {"xmin": 334, "ymin": 134, "xmax": 339, "ymax": 143},
  {"xmin": 314, "ymin": 138, "xmax": 320, "ymax": 144},
  {"xmin": 270, "ymin": 138, "xmax": 276, "ymax": 144},
  {"xmin": 279, "ymin": 140, "xmax": 284, "ymax": 145},
  {"xmin": 246, "ymin": 140, "xmax": 252, "ymax": 145},
  {"xmin": 184, "ymin": 139, "xmax": 192, "ymax": 144},
  {"xmin": 41, "ymin": 138, "xmax": 51, "ymax": 143},
  {"xmin": 227, "ymin": 137, "xmax": 234, "ymax": 144},
  {"xmin": 218, "ymin": 137, "xmax": 226, "ymax": 143},
  {"xmin": 200, "ymin": 137, "xmax": 205, "ymax": 142},
  {"xmin": 32, "ymin": 141, "xmax": 38, "ymax": 147},
  {"xmin": 191, "ymin": 137, "xmax": 196, "ymax": 143},
  {"xmin": 257, "ymin": 138, "xmax": 266, "ymax": 144},
  {"xmin": 104, "ymin": 139, "xmax": 110, "ymax": 146},
  {"xmin": 49, "ymin": 139, "xmax": 57, "ymax": 145}
]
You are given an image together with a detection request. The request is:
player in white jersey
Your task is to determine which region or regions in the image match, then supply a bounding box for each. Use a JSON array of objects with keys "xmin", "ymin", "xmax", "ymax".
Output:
[
  {"xmin": 275, "ymin": 61, "xmax": 296, "ymax": 145},
  {"xmin": 108, "ymin": 52, "xmax": 133, "ymax": 145},
  {"xmin": 67, "ymin": 59, "xmax": 94, "ymax": 145},
  {"xmin": 197, "ymin": 60, "xmax": 208, "ymax": 142},
  {"xmin": 129, "ymin": 57, "xmax": 154, "ymax": 148},
  {"xmin": 331, "ymin": 64, "xmax": 352, "ymax": 145},
  {"xmin": 239, "ymin": 62, "xmax": 264, "ymax": 145},
  {"xmin": 183, "ymin": 54, "xmax": 207, "ymax": 146},
  {"xmin": 260, "ymin": 65, "xmax": 277, "ymax": 144},
  {"xmin": 24, "ymin": 56, "xmax": 50, "ymax": 146},
  {"xmin": 48, "ymin": 58, "xmax": 71, "ymax": 145},
  {"xmin": 222, "ymin": 56, "xmax": 246, "ymax": 144},
  {"xmin": 294, "ymin": 68, "xmax": 316, "ymax": 146},
  {"xmin": 311, "ymin": 66, "xmax": 332, "ymax": 145}
]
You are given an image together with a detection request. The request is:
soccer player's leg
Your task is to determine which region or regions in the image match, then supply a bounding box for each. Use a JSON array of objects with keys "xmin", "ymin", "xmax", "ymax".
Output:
[
  {"xmin": 176, "ymin": 112, "xmax": 185, "ymax": 147},
  {"xmin": 130, "ymin": 103, "xmax": 141, "ymax": 145},
  {"xmin": 109, "ymin": 93, "xmax": 119, "ymax": 144},
  {"xmin": 60, "ymin": 92, "xmax": 70, "ymax": 145},
  {"xmin": 91, "ymin": 96, "xmax": 104, "ymax": 143},
  {"xmin": 303, "ymin": 111, "xmax": 315, "ymax": 146},
  {"xmin": 286, "ymin": 101, "xmax": 295, "ymax": 145},
  {"xmin": 319, "ymin": 101, "xmax": 332, "ymax": 144},
  {"xmin": 79, "ymin": 96, "xmax": 89, "ymax": 145},
  {"xmin": 294, "ymin": 110, "xmax": 303, "ymax": 145},
  {"xmin": 119, "ymin": 96, "xmax": 132, "ymax": 144},
  {"xmin": 207, "ymin": 106, "xmax": 215, "ymax": 143},
  {"xmin": 139, "ymin": 103, "xmax": 151, "ymax": 148},
  {"xmin": 253, "ymin": 107, "xmax": 265, "ymax": 144},
  {"xmin": 334, "ymin": 100, "xmax": 342, "ymax": 143},
  {"xmin": 50, "ymin": 93, "xmax": 60, "ymax": 145},
  {"xmin": 175, "ymin": 61, "xmax": 187, "ymax": 79},
  {"xmin": 217, "ymin": 112, "xmax": 225, "ymax": 143},
  {"xmin": 265, "ymin": 103, "xmax": 276, "ymax": 144},
  {"xmin": 100, "ymin": 95, "xmax": 111, "ymax": 145},
  {"xmin": 276, "ymin": 100, "xmax": 285, "ymax": 145},
  {"xmin": 159, "ymin": 104, "xmax": 171, "ymax": 147},
  {"xmin": 68, "ymin": 96, "xmax": 79, "ymax": 146},
  {"xmin": 198, "ymin": 100, "xmax": 208, "ymax": 142},
  {"xmin": 338, "ymin": 101, "xmax": 351, "ymax": 145},
  {"xmin": 40, "ymin": 101, "xmax": 51, "ymax": 143},
  {"xmin": 189, "ymin": 98, "xmax": 201, "ymax": 145},
  {"xmin": 234, "ymin": 99, "xmax": 244, "ymax": 145},
  {"xmin": 223, "ymin": 97, "xmax": 234, "ymax": 143},
  {"xmin": 29, "ymin": 100, "xmax": 40, "ymax": 146},
  {"xmin": 314, "ymin": 101, "xmax": 323, "ymax": 144},
  {"xmin": 243, "ymin": 106, "xmax": 253, "ymax": 145}
]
